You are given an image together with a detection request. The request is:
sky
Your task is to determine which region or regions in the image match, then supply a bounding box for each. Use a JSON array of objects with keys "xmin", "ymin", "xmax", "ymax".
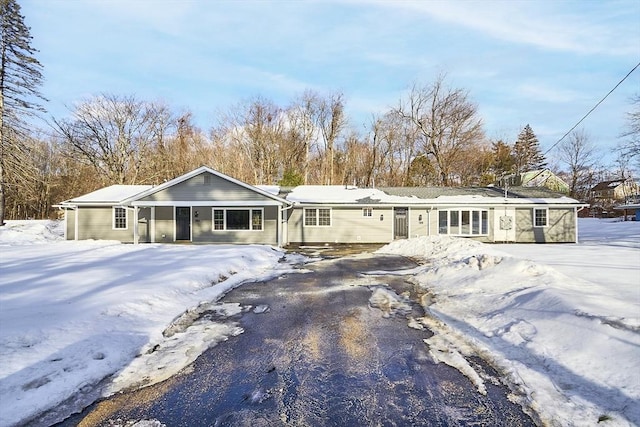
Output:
[
  {"xmin": 0, "ymin": 219, "xmax": 638, "ymax": 426},
  {"xmin": 20, "ymin": 0, "xmax": 640, "ymax": 167}
]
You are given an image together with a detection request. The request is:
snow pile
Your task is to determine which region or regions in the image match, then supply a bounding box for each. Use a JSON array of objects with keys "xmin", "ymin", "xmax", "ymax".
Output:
[
  {"xmin": 378, "ymin": 227, "xmax": 640, "ymax": 427},
  {"xmin": 0, "ymin": 219, "xmax": 64, "ymax": 245},
  {"xmin": 0, "ymin": 221, "xmax": 303, "ymax": 427}
]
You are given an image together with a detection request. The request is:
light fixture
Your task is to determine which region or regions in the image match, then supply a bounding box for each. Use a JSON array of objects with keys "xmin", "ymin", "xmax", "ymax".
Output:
[{"xmin": 380, "ymin": 214, "xmax": 384, "ymax": 221}]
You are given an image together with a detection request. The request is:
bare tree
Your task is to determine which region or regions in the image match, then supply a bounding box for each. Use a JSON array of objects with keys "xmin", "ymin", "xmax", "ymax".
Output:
[
  {"xmin": 53, "ymin": 94, "xmax": 171, "ymax": 184},
  {"xmin": 395, "ymin": 75, "xmax": 484, "ymax": 186},
  {"xmin": 1, "ymin": 0, "xmax": 47, "ymax": 224},
  {"xmin": 556, "ymin": 129, "xmax": 596, "ymax": 199},
  {"xmin": 302, "ymin": 91, "xmax": 347, "ymax": 185},
  {"xmin": 618, "ymin": 94, "xmax": 640, "ymax": 170}
]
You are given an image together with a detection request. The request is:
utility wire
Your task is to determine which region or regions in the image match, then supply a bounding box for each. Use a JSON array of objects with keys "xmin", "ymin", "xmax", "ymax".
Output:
[{"xmin": 544, "ymin": 60, "xmax": 640, "ymax": 155}]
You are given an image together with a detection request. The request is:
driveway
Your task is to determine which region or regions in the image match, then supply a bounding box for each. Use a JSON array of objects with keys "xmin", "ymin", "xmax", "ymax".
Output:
[{"xmin": 58, "ymin": 253, "xmax": 535, "ymax": 426}]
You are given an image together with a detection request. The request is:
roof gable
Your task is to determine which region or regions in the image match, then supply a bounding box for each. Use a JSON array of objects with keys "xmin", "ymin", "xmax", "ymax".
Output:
[{"xmin": 125, "ymin": 166, "xmax": 290, "ymax": 205}]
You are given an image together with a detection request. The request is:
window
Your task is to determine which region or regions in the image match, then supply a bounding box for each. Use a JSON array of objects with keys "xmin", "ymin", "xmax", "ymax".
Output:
[
  {"xmin": 252, "ymin": 209, "xmax": 263, "ymax": 230},
  {"xmin": 213, "ymin": 209, "xmax": 224, "ymax": 230},
  {"xmin": 212, "ymin": 208, "xmax": 263, "ymax": 231},
  {"xmin": 362, "ymin": 208, "xmax": 373, "ymax": 218},
  {"xmin": 113, "ymin": 207, "xmax": 127, "ymax": 229},
  {"xmin": 438, "ymin": 209, "xmax": 488, "ymax": 236},
  {"xmin": 304, "ymin": 208, "xmax": 331, "ymax": 227},
  {"xmin": 534, "ymin": 208, "xmax": 548, "ymax": 227}
]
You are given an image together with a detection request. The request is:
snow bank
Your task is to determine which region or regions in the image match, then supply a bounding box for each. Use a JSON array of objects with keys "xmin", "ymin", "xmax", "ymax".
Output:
[
  {"xmin": 378, "ymin": 227, "xmax": 640, "ymax": 427},
  {"xmin": 0, "ymin": 221, "xmax": 303, "ymax": 427}
]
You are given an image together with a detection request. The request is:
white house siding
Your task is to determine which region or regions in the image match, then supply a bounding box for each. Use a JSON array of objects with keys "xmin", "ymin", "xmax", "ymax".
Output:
[
  {"xmin": 515, "ymin": 208, "xmax": 576, "ymax": 243},
  {"xmin": 139, "ymin": 172, "xmax": 274, "ymax": 203},
  {"xmin": 287, "ymin": 206, "xmax": 394, "ymax": 244},
  {"xmin": 409, "ymin": 208, "xmax": 430, "ymax": 238}
]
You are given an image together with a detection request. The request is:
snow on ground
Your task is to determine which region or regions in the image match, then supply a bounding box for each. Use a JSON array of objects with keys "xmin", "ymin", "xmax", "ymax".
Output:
[
  {"xmin": 1, "ymin": 219, "xmax": 638, "ymax": 427},
  {"xmin": 0, "ymin": 221, "xmax": 305, "ymax": 427},
  {"xmin": 378, "ymin": 218, "xmax": 640, "ymax": 427}
]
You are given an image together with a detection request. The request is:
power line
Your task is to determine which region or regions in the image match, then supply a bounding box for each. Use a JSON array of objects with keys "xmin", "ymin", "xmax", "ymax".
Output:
[{"xmin": 544, "ymin": 60, "xmax": 640, "ymax": 155}]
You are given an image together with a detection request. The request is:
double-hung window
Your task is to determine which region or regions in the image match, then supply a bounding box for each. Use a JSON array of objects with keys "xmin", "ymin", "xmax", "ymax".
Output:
[
  {"xmin": 533, "ymin": 208, "xmax": 548, "ymax": 227},
  {"xmin": 362, "ymin": 207, "xmax": 373, "ymax": 218},
  {"xmin": 438, "ymin": 209, "xmax": 488, "ymax": 236},
  {"xmin": 113, "ymin": 207, "xmax": 127, "ymax": 230},
  {"xmin": 212, "ymin": 208, "xmax": 263, "ymax": 231},
  {"xmin": 304, "ymin": 208, "xmax": 331, "ymax": 227}
]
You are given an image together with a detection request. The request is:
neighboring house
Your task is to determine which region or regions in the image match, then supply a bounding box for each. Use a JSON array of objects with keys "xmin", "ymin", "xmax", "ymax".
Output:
[
  {"xmin": 56, "ymin": 167, "xmax": 291, "ymax": 246},
  {"xmin": 589, "ymin": 178, "xmax": 640, "ymax": 217},
  {"xmin": 496, "ymin": 169, "xmax": 570, "ymax": 194},
  {"xmin": 58, "ymin": 167, "xmax": 588, "ymax": 245},
  {"xmin": 613, "ymin": 203, "xmax": 640, "ymax": 221},
  {"xmin": 591, "ymin": 178, "xmax": 639, "ymax": 202}
]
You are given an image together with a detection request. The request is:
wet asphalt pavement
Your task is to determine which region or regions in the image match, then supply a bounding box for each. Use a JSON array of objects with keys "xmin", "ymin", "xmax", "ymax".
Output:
[{"xmin": 58, "ymin": 253, "xmax": 536, "ymax": 426}]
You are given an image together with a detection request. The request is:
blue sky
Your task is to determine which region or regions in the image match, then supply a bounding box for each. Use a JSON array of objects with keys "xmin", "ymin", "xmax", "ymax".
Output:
[{"xmin": 21, "ymin": 0, "xmax": 640, "ymax": 167}]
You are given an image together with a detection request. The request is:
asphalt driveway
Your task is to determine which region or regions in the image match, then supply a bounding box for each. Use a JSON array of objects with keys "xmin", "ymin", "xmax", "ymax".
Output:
[{"xmin": 58, "ymin": 253, "xmax": 535, "ymax": 426}]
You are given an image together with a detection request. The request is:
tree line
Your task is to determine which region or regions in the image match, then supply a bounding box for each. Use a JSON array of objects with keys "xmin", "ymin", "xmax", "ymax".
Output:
[{"xmin": 1, "ymin": 0, "xmax": 638, "ymax": 222}]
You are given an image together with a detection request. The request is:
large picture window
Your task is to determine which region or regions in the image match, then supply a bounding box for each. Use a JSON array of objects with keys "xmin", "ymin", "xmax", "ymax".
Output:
[
  {"xmin": 113, "ymin": 207, "xmax": 127, "ymax": 229},
  {"xmin": 438, "ymin": 209, "xmax": 488, "ymax": 236},
  {"xmin": 533, "ymin": 208, "xmax": 548, "ymax": 227},
  {"xmin": 304, "ymin": 208, "xmax": 331, "ymax": 227},
  {"xmin": 212, "ymin": 208, "xmax": 263, "ymax": 231}
]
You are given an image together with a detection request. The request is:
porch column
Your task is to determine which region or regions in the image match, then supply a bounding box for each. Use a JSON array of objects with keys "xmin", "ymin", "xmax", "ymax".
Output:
[
  {"xmin": 133, "ymin": 206, "xmax": 139, "ymax": 245},
  {"xmin": 151, "ymin": 207, "xmax": 155, "ymax": 243}
]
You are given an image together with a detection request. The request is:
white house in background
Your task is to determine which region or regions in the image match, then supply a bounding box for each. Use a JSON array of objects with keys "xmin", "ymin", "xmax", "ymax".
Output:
[{"xmin": 57, "ymin": 167, "xmax": 588, "ymax": 245}]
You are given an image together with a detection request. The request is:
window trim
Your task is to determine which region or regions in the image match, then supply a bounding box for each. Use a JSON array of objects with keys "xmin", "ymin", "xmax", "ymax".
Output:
[
  {"xmin": 438, "ymin": 209, "xmax": 489, "ymax": 236},
  {"xmin": 212, "ymin": 208, "xmax": 264, "ymax": 231},
  {"xmin": 112, "ymin": 206, "xmax": 128, "ymax": 230},
  {"xmin": 303, "ymin": 207, "xmax": 332, "ymax": 227},
  {"xmin": 533, "ymin": 208, "xmax": 548, "ymax": 227},
  {"xmin": 362, "ymin": 207, "xmax": 373, "ymax": 218}
]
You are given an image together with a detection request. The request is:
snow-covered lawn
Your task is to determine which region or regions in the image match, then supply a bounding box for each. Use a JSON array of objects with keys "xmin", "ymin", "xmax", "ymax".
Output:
[
  {"xmin": 378, "ymin": 218, "xmax": 640, "ymax": 427},
  {"xmin": 0, "ymin": 218, "xmax": 638, "ymax": 427},
  {"xmin": 0, "ymin": 221, "xmax": 303, "ymax": 427}
]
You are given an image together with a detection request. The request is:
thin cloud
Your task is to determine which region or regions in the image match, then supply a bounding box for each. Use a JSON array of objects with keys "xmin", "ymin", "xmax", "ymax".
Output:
[{"xmin": 361, "ymin": 0, "xmax": 639, "ymax": 56}]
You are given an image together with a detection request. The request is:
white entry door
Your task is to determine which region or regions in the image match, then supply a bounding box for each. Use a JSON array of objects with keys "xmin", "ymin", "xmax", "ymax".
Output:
[{"xmin": 494, "ymin": 208, "xmax": 516, "ymax": 242}]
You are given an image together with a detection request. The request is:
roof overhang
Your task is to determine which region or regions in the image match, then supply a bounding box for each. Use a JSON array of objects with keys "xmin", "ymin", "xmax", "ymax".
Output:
[{"xmin": 130, "ymin": 200, "xmax": 286, "ymax": 207}]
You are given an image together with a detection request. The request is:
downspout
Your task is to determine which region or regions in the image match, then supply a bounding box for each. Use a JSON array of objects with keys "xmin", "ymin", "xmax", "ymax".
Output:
[{"xmin": 279, "ymin": 202, "xmax": 295, "ymax": 247}]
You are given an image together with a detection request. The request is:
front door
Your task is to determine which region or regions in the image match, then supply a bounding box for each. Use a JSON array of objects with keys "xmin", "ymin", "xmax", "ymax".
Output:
[
  {"xmin": 176, "ymin": 207, "xmax": 191, "ymax": 241},
  {"xmin": 394, "ymin": 207, "xmax": 408, "ymax": 239}
]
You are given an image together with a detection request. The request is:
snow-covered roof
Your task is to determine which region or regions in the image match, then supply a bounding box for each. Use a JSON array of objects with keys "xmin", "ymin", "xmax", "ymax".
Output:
[
  {"xmin": 286, "ymin": 185, "xmax": 424, "ymax": 204},
  {"xmin": 286, "ymin": 185, "xmax": 584, "ymax": 206},
  {"xmin": 64, "ymin": 185, "xmax": 153, "ymax": 204},
  {"xmin": 255, "ymin": 185, "xmax": 281, "ymax": 196}
]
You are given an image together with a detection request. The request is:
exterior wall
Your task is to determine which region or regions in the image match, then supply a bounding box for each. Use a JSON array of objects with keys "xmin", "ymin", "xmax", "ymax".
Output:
[
  {"xmin": 154, "ymin": 206, "xmax": 174, "ymax": 243},
  {"xmin": 515, "ymin": 208, "xmax": 576, "ymax": 243},
  {"xmin": 76, "ymin": 206, "xmax": 134, "ymax": 242},
  {"xmin": 287, "ymin": 206, "xmax": 394, "ymax": 244},
  {"xmin": 65, "ymin": 209, "xmax": 76, "ymax": 240},
  {"xmin": 139, "ymin": 172, "xmax": 274, "ymax": 203},
  {"xmin": 137, "ymin": 207, "xmax": 151, "ymax": 243},
  {"xmin": 408, "ymin": 208, "xmax": 430, "ymax": 238},
  {"xmin": 191, "ymin": 205, "xmax": 279, "ymax": 245}
]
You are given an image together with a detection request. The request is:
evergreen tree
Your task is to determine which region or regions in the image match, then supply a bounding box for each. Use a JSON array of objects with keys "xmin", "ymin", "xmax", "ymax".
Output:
[
  {"xmin": 491, "ymin": 140, "xmax": 514, "ymax": 176},
  {"xmin": 0, "ymin": 0, "xmax": 46, "ymax": 225},
  {"xmin": 512, "ymin": 124, "xmax": 545, "ymax": 174}
]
